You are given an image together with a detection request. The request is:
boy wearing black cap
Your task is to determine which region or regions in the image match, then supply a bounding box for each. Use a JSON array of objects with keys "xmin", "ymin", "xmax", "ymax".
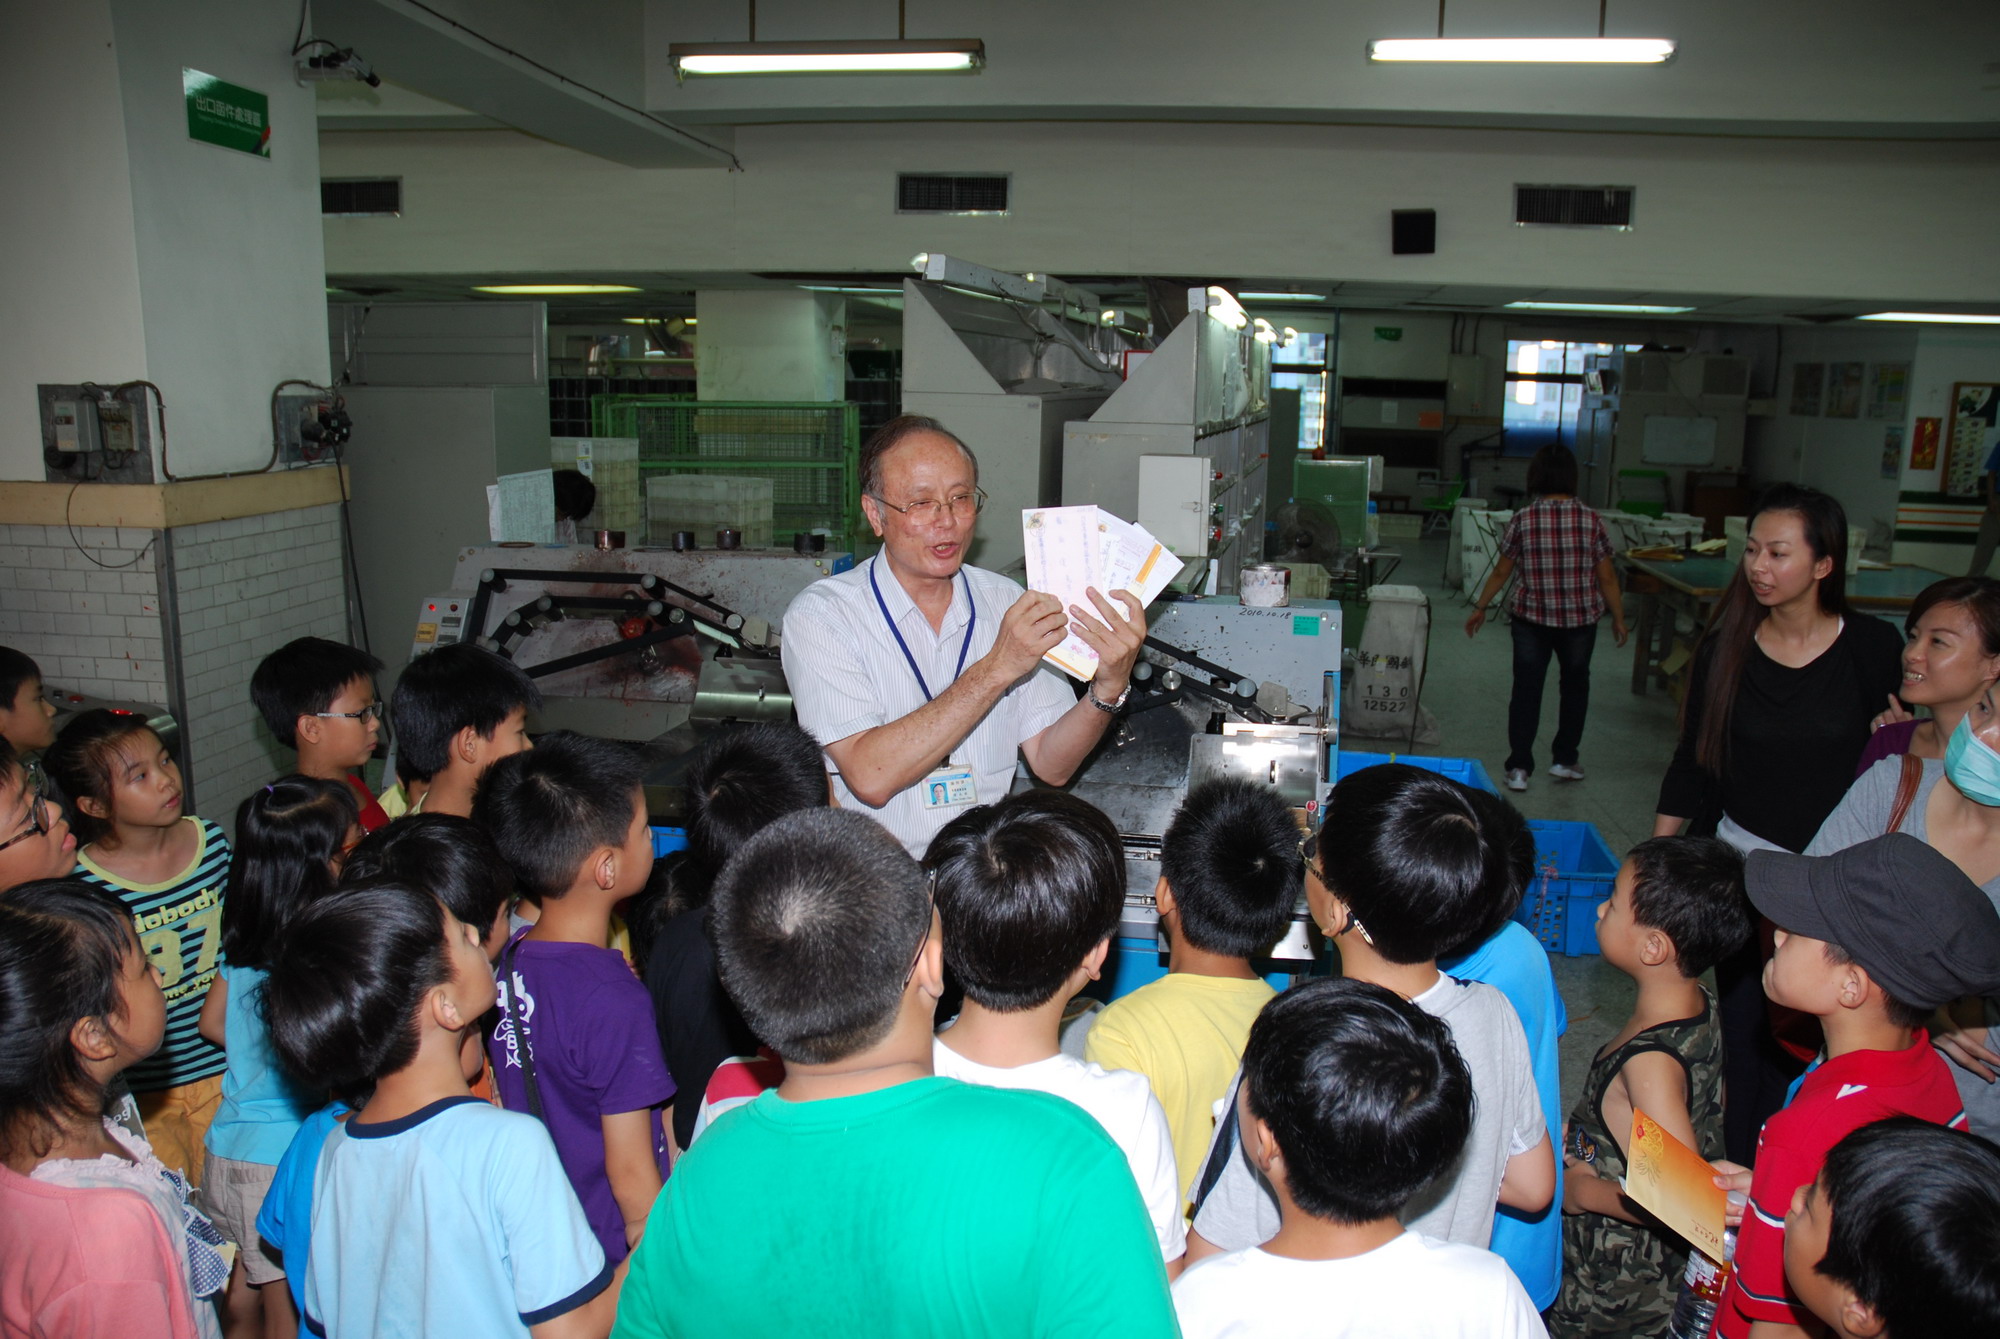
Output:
[{"xmin": 1717, "ymin": 833, "xmax": 2000, "ymax": 1339}]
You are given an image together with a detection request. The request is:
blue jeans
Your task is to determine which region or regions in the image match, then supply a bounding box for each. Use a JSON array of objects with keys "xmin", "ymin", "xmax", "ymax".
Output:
[{"xmin": 1506, "ymin": 618, "xmax": 1598, "ymax": 773}]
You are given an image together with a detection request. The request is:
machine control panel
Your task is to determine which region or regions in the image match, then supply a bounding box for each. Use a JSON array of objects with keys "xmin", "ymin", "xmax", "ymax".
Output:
[{"xmin": 411, "ymin": 592, "xmax": 469, "ymax": 661}]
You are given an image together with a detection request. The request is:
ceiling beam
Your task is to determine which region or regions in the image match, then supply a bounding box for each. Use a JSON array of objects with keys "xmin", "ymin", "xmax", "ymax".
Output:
[{"xmin": 312, "ymin": 0, "xmax": 736, "ymax": 168}]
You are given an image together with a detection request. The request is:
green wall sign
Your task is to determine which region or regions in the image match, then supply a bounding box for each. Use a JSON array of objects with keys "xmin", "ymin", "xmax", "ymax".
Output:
[{"xmin": 184, "ymin": 69, "xmax": 269, "ymax": 157}]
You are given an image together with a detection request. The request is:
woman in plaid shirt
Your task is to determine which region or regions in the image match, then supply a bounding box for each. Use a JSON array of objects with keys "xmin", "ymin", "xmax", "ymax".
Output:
[{"xmin": 1465, "ymin": 445, "xmax": 1629, "ymax": 792}]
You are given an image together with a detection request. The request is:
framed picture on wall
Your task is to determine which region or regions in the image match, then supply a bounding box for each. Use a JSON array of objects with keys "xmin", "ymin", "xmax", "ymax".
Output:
[
  {"xmin": 1868, "ymin": 363, "xmax": 1909, "ymax": 420},
  {"xmin": 1943, "ymin": 384, "xmax": 2000, "ymax": 498},
  {"xmin": 1790, "ymin": 363, "xmax": 1825, "ymax": 416},
  {"xmin": 1911, "ymin": 417, "xmax": 1940, "ymax": 471},
  {"xmin": 1828, "ymin": 362, "xmax": 1865, "ymax": 418}
]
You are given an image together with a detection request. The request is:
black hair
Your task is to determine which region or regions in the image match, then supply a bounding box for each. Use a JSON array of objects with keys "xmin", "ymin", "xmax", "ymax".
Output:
[
  {"xmin": 1319, "ymin": 765, "xmax": 1516, "ymax": 965},
  {"xmin": 222, "ymin": 776, "xmax": 361, "ymax": 973},
  {"xmin": 43, "ymin": 709, "xmax": 166, "ymax": 846},
  {"xmin": 1243, "ymin": 976, "xmax": 1474, "ymax": 1225},
  {"xmin": 624, "ymin": 722, "xmax": 829, "ymax": 961},
  {"xmin": 1526, "ymin": 443, "xmax": 1579, "ymax": 497},
  {"xmin": 683, "ymin": 723, "xmax": 828, "ymax": 906},
  {"xmin": 1903, "ymin": 576, "xmax": 2000, "ymax": 657},
  {"xmin": 250, "ymin": 638, "xmax": 385, "ymax": 748},
  {"xmin": 925, "ymin": 791, "xmax": 1123, "ymax": 1012},
  {"xmin": 1625, "ymin": 837, "xmax": 1752, "ymax": 978},
  {"xmin": 858, "ymin": 413, "xmax": 979, "ymax": 499},
  {"xmin": 0, "ymin": 646, "xmax": 42, "ymax": 714},
  {"xmin": 1160, "ymin": 778, "xmax": 1302, "ymax": 958},
  {"xmin": 710, "ymin": 808, "xmax": 930, "ymax": 1066},
  {"xmin": 1685, "ymin": 483, "xmax": 1850, "ymax": 775},
  {"xmin": 1455, "ymin": 788, "xmax": 1538, "ymax": 956},
  {"xmin": 552, "ymin": 469, "xmax": 597, "ymax": 523},
  {"xmin": 1813, "ymin": 1118, "xmax": 2000, "ymax": 1334},
  {"xmin": 261, "ymin": 879, "xmax": 455, "ymax": 1103},
  {"xmin": 388, "ymin": 643, "xmax": 541, "ymax": 783},
  {"xmin": 473, "ymin": 731, "xmax": 644, "ymax": 904},
  {"xmin": 0, "ymin": 880, "xmax": 144, "ymax": 1161},
  {"xmin": 0, "ymin": 736, "xmax": 19, "ymax": 797},
  {"xmin": 1821, "ymin": 940, "xmax": 1931, "ymax": 1029},
  {"xmin": 342, "ymin": 813, "xmax": 516, "ymax": 936}
]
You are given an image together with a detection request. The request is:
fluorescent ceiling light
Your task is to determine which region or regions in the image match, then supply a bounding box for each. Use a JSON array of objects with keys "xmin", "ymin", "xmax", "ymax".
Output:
[
  {"xmin": 1238, "ymin": 292, "xmax": 1327, "ymax": 302},
  {"xmin": 1505, "ymin": 301, "xmax": 1695, "ymax": 314},
  {"xmin": 801, "ymin": 286, "xmax": 903, "ymax": 294},
  {"xmin": 669, "ymin": 40, "xmax": 984, "ymax": 77},
  {"xmin": 474, "ymin": 284, "xmax": 641, "ymax": 295},
  {"xmin": 1200, "ymin": 286, "xmax": 1248, "ymax": 330},
  {"xmin": 1856, "ymin": 311, "xmax": 2000, "ymax": 325},
  {"xmin": 1369, "ymin": 38, "xmax": 1674, "ymax": 63}
]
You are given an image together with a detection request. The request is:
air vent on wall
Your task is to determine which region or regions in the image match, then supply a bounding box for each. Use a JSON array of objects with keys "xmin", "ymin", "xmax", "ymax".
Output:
[
  {"xmin": 1514, "ymin": 184, "xmax": 1634, "ymax": 230},
  {"xmin": 321, "ymin": 178, "xmax": 402, "ymax": 217},
  {"xmin": 897, "ymin": 173, "xmax": 1009, "ymax": 215}
]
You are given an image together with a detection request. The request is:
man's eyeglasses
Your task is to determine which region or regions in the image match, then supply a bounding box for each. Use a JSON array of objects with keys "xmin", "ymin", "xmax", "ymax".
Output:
[
  {"xmin": 870, "ymin": 489, "xmax": 988, "ymax": 526},
  {"xmin": 905, "ymin": 870, "xmax": 939, "ymax": 986},
  {"xmin": 315, "ymin": 702, "xmax": 385, "ymax": 723},
  {"xmin": 0, "ymin": 768, "xmax": 50, "ymax": 856}
]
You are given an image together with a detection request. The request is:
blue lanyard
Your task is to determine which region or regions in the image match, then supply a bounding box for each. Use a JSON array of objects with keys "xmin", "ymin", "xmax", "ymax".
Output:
[{"xmin": 869, "ymin": 556, "xmax": 974, "ymax": 702}]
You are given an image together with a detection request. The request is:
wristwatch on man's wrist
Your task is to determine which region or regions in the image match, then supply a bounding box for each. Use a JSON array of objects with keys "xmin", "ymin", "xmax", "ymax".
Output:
[{"xmin": 1086, "ymin": 681, "xmax": 1131, "ymax": 714}]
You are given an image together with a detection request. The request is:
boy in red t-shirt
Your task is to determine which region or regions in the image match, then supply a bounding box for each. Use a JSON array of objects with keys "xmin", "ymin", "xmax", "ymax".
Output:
[
  {"xmin": 250, "ymin": 636, "xmax": 391, "ymax": 831},
  {"xmin": 1716, "ymin": 834, "xmax": 2000, "ymax": 1339}
]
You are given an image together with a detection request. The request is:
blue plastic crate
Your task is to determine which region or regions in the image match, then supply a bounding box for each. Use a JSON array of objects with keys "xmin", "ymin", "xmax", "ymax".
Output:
[
  {"xmin": 1096, "ymin": 936, "xmax": 1298, "ymax": 1002},
  {"xmin": 1334, "ymin": 750, "xmax": 1498, "ymax": 796},
  {"xmin": 650, "ymin": 826, "xmax": 689, "ymax": 859},
  {"xmin": 1513, "ymin": 819, "xmax": 1621, "ymax": 955}
]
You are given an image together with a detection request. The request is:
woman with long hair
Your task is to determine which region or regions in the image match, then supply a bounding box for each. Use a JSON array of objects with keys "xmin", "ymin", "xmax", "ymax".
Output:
[
  {"xmin": 1653, "ymin": 483, "xmax": 1903, "ymax": 1162},
  {"xmin": 1854, "ymin": 576, "xmax": 2000, "ymax": 773},
  {"xmin": 1465, "ymin": 444, "xmax": 1629, "ymax": 792}
]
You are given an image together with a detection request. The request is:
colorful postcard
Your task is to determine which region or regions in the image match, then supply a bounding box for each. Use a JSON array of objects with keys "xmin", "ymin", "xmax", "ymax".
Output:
[{"xmin": 1622, "ymin": 1109, "xmax": 1728, "ymax": 1261}]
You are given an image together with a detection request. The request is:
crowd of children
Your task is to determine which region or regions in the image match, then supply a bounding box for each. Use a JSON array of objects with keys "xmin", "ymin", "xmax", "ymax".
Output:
[{"xmin": 1, "ymin": 631, "xmax": 1998, "ymax": 1338}]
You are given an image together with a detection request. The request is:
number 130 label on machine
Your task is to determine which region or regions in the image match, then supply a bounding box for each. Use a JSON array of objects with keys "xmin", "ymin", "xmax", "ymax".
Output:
[{"xmin": 920, "ymin": 766, "xmax": 978, "ymax": 810}]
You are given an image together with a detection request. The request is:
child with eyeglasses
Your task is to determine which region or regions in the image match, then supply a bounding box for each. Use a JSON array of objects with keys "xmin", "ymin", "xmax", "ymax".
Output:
[
  {"xmin": 250, "ymin": 638, "xmax": 392, "ymax": 832},
  {"xmin": 0, "ymin": 739, "xmax": 76, "ymax": 894}
]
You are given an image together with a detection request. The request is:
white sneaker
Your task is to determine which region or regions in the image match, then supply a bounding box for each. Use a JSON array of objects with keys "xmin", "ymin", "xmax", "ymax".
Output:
[
  {"xmin": 1505, "ymin": 768, "xmax": 1529, "ymax": 792},
  {"xmin": 1549, "ymin": 763, "xmax": 1586, "ymax": 781}
]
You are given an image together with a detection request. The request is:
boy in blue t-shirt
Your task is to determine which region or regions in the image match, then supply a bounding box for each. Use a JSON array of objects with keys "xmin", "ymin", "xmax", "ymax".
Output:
[
  {"xmin": 260, "ymin": 869, "xmax": 610, "ymax": 1338},
  {"xmin": 476, "ymin": 733, "xmax": 674, "ymax": 1264},
  {"xmin": 255, "ymin": 814, "xmax": 520, "ymax": 1316}
]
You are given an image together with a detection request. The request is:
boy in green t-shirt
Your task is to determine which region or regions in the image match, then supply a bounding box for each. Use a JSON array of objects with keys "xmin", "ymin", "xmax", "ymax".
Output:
[{"xmin": 612, "ymin": 808, "xmax": 1177, "ymax": 1339}]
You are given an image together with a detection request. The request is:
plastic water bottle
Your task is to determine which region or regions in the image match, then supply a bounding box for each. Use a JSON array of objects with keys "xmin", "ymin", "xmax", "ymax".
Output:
[
  {"xmin": 1366, "ymin": 500, "xmax": 1380, "ymax": 548},
  {"xmin": 1666, "ymin": 1193, "xmax": 1744, "ymax": 1339}
]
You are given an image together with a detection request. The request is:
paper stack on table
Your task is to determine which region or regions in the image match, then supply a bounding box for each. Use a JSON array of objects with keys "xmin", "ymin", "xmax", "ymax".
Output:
[{"xmin": 1022, "ymin": 505, "xmax": 1183, "ymax": 681}]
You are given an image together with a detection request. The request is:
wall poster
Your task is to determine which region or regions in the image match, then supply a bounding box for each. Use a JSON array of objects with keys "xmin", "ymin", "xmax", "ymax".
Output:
[
  {"xmin": 1789, "ymin": 363, "xmax": 1825, "ymax": 416},
  {"xmin": 1868, "ymin": 363, "xmax": 1909, "ymax": 420},
  {"xmin": 1882, "ymin": 426, "xmax": 1904, "ymax": 479},
  {"xmin": 1910, "ymin": 417, "xmax": 1940, "ymax": 471},
  {"xmin": 1943, "ymin": 384, "xmax": 2000, "ymax": 498},
  {"xmin": 1828, "ymin": 362, "xmax": 1865, "ymax": 418}
]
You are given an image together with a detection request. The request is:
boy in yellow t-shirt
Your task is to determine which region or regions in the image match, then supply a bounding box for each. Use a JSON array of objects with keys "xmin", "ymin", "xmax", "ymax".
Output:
[{"xmin": 1086, "ymin": 778, "xmax": 1302, "ymax": 1201}]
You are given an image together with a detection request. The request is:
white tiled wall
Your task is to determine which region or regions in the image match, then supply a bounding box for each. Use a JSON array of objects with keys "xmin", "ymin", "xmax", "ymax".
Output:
[
  {"xmin": 0, "ymin": 524, "xmax": 167, "ymax": 700},
  {"xmin": 170, "ymin": 504, "xmax": 347, "ymax": 825},
  {"xmin": 0, "ymin": 505, "xmax": 349, "ymax": 835}
]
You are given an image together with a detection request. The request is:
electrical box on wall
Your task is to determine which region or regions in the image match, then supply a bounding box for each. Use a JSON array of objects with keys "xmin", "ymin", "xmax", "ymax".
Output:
[
  {"xmin": 1446, "ymin": 355, "xmax": 1490, "ymax": 416},
  {"xmin": 37, "ymin": 385, "xmax": 155, "ymax": 484}
]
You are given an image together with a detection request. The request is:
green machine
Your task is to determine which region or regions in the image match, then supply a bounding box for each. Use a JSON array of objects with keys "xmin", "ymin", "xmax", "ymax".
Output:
[{"xmin": 1292, "ymin": 457, "xmax": 1371, "ymax": 556}]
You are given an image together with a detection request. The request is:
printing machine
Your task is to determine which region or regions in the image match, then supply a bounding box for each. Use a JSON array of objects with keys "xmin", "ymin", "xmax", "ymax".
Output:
[
  {"xmin": 1013, "ymin": 597, "xmax": 1344, "ymax": 973},
  {"xmin": 401, "ymin": 543, "xmax": 852, "ymax": 810}
]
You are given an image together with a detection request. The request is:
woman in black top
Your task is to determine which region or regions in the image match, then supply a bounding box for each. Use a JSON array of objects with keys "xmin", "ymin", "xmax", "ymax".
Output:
[{"xmin": 1653, "ymin": 483, "xmax": 1902, "ymax": 1160}]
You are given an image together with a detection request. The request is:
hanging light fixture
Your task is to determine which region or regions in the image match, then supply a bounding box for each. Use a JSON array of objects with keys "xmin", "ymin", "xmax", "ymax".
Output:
[
  {"xmin": 670, "ymin": 3, "xmax": 983, "ymax": 78},
  {"xmin": 1371, "ymin": 1, "xmax": 1673, "ymax": 64}
]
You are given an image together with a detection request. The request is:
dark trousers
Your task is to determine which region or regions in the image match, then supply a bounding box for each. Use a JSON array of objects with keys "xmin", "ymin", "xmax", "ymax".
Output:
[
  {"xmin": 1506, "ymin": 618, "xmax": 1598, "ymax": 774},
  {"xmin": 1715, "ymin": 933, "xmax": 1809, "ymax": 1164}
]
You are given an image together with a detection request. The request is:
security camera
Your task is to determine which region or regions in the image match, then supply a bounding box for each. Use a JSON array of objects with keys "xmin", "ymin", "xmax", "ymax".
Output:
[{"xmin": 296, "ymin": 47, "xmax": 381, "ymax": 88}]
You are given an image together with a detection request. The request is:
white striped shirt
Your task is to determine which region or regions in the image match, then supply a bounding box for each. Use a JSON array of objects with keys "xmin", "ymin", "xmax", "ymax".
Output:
[{"xmin": 781, "ymin": 555, "xmax": 1075, "ymax": 855}]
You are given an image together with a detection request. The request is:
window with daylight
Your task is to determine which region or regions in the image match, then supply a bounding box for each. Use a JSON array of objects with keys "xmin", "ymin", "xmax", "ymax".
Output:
[
  {"xmin": 1272, "ymin": 332, "xmax": 1330, "ymax": 454},
  {"xmin": 1502, "ymin": 340, "xmax": 1641, "ymax": 453}
]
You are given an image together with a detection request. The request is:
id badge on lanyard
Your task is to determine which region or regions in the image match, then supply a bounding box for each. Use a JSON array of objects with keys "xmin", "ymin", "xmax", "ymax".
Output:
[
  {"xmin": 919, "ymin": 765, "xmax": 977, "ymax": 810},
  {"xmin": 871, "ymin": 557, "xmax": 980, "ymax": 811}
]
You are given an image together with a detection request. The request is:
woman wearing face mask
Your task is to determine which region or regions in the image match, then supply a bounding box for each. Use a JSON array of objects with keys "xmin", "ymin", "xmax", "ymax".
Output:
[
  {"xmin": 1654, "ymin": 483, "xmax": 1904, "ymax": 1164},
  {"xmin": 1807, "ymin": 683, "xmax": 2000, "ymax": 1140}
]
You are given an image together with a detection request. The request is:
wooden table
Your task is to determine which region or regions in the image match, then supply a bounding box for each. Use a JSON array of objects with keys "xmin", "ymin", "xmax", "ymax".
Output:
[{"xmin": 1618, "ymin": 554, "xmax": 1949, "ymax": 695}]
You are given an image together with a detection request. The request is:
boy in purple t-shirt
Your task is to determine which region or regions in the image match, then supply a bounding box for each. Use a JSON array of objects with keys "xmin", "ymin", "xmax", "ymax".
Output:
[{"xmin": 476, "ymin": 731, "xmax": 674, "ymax": 1263}]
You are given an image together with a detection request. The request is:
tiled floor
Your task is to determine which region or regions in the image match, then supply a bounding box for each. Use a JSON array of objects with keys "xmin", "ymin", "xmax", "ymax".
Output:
[{"xmin": 1382, "ymin": 533, "xmax": 1679, "ymax": 1113}]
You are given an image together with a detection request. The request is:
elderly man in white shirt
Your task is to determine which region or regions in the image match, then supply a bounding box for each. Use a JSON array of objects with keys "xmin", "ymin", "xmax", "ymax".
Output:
[{"xmin": 782, "ymin": 415, "xmax": 1145, "ymax": 855}]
